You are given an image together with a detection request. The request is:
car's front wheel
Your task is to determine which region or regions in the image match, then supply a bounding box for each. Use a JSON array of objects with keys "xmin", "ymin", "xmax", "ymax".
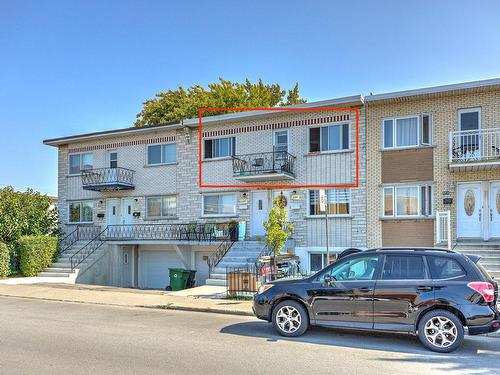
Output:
[
  {"xmin": 417, "ymin": 309, "xmax": 464, "ymax": 353},
  {"xmin": 272, "ymin": 300, "xmax": 309, "ymax": 337}
]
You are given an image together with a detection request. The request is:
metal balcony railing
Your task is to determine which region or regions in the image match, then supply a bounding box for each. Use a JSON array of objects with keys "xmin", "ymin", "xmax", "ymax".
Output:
[
  {"xmin": 232, "ymin": 150, "xmax": 296, "ymax": 178},
  {"xmin": 449, "ymin": 127, "xmax": 500, "ymax": 164},
  {"xmin": 81, "ymin": 167, "xmax": 135, "ymax": 191}
]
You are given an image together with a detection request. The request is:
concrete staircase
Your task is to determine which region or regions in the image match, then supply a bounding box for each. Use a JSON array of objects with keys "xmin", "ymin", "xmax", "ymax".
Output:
[
  {"xmin": 39, "ymin": 240, "xmax": 107, "ymax": 282},
  {"xmin": 205, "ymin": 241, "xmax": 264, "ymax": 286},
  {"xmin": 454, "ymin": 242, "xmax": 500, "ymax": 280}
]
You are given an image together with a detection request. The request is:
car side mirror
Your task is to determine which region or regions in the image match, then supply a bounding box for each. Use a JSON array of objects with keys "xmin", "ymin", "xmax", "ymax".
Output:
[{"xmin": 323, "ymin": 275, "xmax": 333, "ymax": 287}]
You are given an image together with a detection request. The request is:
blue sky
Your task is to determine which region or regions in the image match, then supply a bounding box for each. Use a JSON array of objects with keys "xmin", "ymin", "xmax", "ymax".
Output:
[{"xmin": 1, "ymin": 0, "xmax": 500, "ymax": 194}]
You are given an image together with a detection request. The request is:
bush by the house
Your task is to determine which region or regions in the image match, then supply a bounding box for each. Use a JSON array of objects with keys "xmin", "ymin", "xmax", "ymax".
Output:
[
  {"xmin": 0, "ymin": 242, "xmax": 9, "ymax": 277},
  {"xmin": 18, "ymin": 236, "xmax": 58, "ymax": 277}
]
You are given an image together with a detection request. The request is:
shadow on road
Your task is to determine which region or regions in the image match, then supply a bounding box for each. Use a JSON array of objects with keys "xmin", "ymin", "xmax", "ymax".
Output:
[{"xmin": 221, "ymin": 321, "xmax": 500, "ymax": 374}]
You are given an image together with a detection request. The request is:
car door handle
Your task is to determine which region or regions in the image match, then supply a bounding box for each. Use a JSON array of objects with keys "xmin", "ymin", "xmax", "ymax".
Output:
[{"xmin": 416, "ymin": 286, "xmax": 433, "ymax": 292}]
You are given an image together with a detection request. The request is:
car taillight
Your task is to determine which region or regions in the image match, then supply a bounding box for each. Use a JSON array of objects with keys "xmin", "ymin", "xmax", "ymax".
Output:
[{"xmin": 467, "ymin": 282, "xmax": 495, "ymax": 303}]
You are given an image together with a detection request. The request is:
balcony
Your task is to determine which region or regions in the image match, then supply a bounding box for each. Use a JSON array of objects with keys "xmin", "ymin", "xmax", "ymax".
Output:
[
  {"xmin": 449, "ymin": 128, "xmax": 500, "ymax": 172},
  {"xmin": 81, "ymin": 167, "xmax": 135, "ymax": 191},
  {"xmin": 232, "ymin": 150, "xmax": 296, "ymax": 182}
]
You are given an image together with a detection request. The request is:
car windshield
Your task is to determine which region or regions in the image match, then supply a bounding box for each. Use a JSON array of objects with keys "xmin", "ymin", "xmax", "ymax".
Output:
[{"xmin": 315, "ymin": 255, "xmax": 379, "ymax": 282}]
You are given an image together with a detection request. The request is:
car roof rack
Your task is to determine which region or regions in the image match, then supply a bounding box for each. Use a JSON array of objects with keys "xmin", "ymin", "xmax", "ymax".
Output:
[{"xmin": 365, "ymin": 247, "xmax": 454, "ymax": 253}]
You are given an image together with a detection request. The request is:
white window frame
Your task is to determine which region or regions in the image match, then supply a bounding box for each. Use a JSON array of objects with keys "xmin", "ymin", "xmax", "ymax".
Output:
[
  {"xmin": 68, "ymin": 152, "xmax": 93, "ymax": 175},
  {"xmin": 273, "ymin": 129, "xmax": 290, "ymax": 153},
  {"xmin": 145, "ymin": 195, "xmax": 177, "ymax": 219},
  {"xmin": 146, "ymin": 142, "xmax": 177, "ymax": 166},
  {"xmin": 309, "ymin": 123, "xmax": 350, "ymax": 154},
  {"xmin": 309, "ymin": 253, "xmax": 328, "ymax": 272},
  {"xmin": 382, "ymin": 114, "xmax": 432, "ymax": 149},
  {"xmin": 68, "ymin": 200, "xmax": 94, "ymax": 224},
  {"xmin": 382, "ymin": 184, "xmax": 433, "ymax": 218},
  {"xmin": 307, "ymin": 189, "xmax": 352, "ymax": 217},
  {"xmin": 458, "ymin": 107, "xmax": 481, "ymax": 132},
  {"xmin": 107, "ymin": 150, "xmax": 118, "ymax": 168},
  {"xmin": 203, "ymin": 136, "xmax": 236, "ymax": 160},
  {"xmin": 201, "ymin": 193, "xmax": 237, "ymax": 217}
]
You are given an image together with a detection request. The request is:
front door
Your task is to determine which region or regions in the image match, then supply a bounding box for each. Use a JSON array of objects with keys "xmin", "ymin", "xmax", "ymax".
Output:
[
  {"xmin": 489, "ymin": 182, "xmax": 500, "ymax": 238},
  {"xmin": 107, "ymin": 199, "xmax": 120, "ymax": 225},
  {"xmin": 251, "ymin": 191, "xmax": 269, "ymax": 237},
  {"xmin": 310, "ymin": 254, "xmax": 380, "ymax": 329},
  {"xmin": 457, "ymin": 183, "xmax": 482, "ymax": 238},
  {"xmin": 121, "ymin": 198, "xmax": 134, "ymax": 225}
]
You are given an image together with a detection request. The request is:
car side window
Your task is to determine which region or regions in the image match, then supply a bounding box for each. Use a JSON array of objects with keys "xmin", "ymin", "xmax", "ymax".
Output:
[
  {"xmin": 328, "ymin": 256, "xmax": 380, "ymax": 281},
  {"xmin": 427, "ymin": 256, "xmax": 466, "ymax": 279},
  {"xmin": 381, "ymin": 255, "xmax": 427, "ymax": 280}
]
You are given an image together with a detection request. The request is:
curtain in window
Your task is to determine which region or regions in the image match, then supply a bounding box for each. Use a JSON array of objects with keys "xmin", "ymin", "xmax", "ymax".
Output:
[
  {"xmin": 396, "ymin": 117, "xmax": 418, "ymax": 147},
  {"xmin": 396, "ymin": 187, "xmax": 419, "ymax": 216}
]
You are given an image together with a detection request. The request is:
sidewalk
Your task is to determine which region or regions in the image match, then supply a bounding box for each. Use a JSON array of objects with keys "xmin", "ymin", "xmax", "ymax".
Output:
[{"xmin": 0, "ymin": 283, "xmax": 254, "ymax": 316}]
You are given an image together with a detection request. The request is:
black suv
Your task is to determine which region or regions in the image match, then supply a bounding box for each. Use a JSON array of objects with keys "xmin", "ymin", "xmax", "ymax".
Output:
[{"xmin": 253, "ymin": 248, "xmax": 499, "ymax": 352}]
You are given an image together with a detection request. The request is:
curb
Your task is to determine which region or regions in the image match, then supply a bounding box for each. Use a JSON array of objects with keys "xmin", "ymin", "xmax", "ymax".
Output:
[{"xmin": 0, "ymin": 293, "xmax": 254, "ymax": 317}]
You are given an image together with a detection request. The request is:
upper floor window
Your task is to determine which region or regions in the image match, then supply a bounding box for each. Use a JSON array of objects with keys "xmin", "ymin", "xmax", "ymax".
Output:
[
  {"xmin": 203, "ymin": 193, "xmax": 236, "ymax": 216},
  {"xmin": 147, "ymin": 143, "xmax": 176, "ymax": 165},
  {"xmin": 309, "ymin": 123, "xmax": 349, "ymax": 152},
  {"xmin": 69, "ymin": 153, "xmax": 93, "ymax": 175},
  {"xmin": 108, "ymin": 151, "xmax": 118, "ymax": 168},
  {"xmin": 204, "ymin": 137, "xmax": 235, "ymax": 159},
  {"xmin": 309, "ymin": 189, "xmax": 351, "ymax": 216},
  {"xmin": 383, "ymin": 184, "xmax": 433, "ymax": 217},
  {"xmin": 383, "ymin": 114, "xmax": 432, "ymax": 149},
  {"xmin": 146, "ymin": 196, "xmax": 177, "ymax": 218},
  {"xmin": 69, "ymin": 201, "xmax": 93, "ymax": 223}
]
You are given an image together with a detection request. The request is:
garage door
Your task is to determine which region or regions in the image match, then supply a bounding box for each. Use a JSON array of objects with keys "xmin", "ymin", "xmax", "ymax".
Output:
[{"xmin": 139, "ymin": 251, "xmax": 183, "ymax": 289}]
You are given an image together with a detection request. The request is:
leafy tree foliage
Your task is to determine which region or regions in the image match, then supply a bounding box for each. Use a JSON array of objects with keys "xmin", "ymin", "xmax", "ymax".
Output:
[
  {"xmin": 263, "ymin": 194, "xmax": 294, "ymax": 259},
  {"xmin": 0, "ymin": 187, "xmax": 58, "ymax": 247},
  {"xmin": 135, "ymin": 78, "xmax": 306, "ymax": 127}
]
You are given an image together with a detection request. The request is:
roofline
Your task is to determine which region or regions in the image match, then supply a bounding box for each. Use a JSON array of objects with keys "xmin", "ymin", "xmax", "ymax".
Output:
[
  {"xmin": 365, "ymin": 77, "xmax": 500, "ymax": 103},
  {"xmin": 42, "ymin": 95, "xmax": 363, "ymax": 146}
]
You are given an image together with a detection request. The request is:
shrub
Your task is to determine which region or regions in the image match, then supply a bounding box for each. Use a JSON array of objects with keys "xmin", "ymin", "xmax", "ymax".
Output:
[
  {"xmin": 18, "ymin": 236, "xmax": 58, "ymax": 276},
  {"xmin": 0, "ymin": 242, "xmax": 9, "ymax": 277}
]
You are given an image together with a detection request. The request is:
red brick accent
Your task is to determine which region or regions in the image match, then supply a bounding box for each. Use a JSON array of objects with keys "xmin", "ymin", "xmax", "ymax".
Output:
[{"xmin": 68, "ymin": 136, "xmax": 176, "ymax": 153}]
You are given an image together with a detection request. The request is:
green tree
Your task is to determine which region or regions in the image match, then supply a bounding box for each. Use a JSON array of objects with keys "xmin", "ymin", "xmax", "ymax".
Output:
[
  {"xmin": 263, "ymin": 194, "xmax": 294, "ymax": 276},
  {"xmin": 0, "ymin": 187, "xmax": 58, "ymax": 246},
  {"xmin": 134, "ymin": 78, "xmax": 306, "ymax": 127}
]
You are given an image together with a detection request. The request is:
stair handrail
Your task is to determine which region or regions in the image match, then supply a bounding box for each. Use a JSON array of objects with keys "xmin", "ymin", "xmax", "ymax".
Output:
[
  {"xmin": 59, "ymin": 225, "xmax": 102, "ymax": 255},
  {"xmin": 207, "ymin": 238, "xmax": 235, "ymax": 278},
  {"xmin": 59, "ymin": 227, "xmax": 79, "ymax": 254},
  {"xmin": 70, "ymin": 226, "xmax": 108, "ymax": 270}
]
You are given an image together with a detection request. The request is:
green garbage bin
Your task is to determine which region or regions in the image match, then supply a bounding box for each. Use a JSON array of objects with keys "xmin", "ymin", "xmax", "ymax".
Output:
[{"xmin": 169, "ymin": 268, "xmax": 190, "ymax": 291}]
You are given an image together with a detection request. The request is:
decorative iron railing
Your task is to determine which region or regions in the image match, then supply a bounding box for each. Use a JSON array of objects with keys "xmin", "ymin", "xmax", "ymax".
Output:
[
  {"xmin": 208, "ymin": 238, "xmax": 235, "ymax": 278},
  {"xmin": 70, "ymin": 227, "xmax": 107, "ymax": 270},
  {"xmin": 232, "ymin": 150, "xmax": 296, "ymax": 177},
  {"xmin": 81, "ymin": 167, "xmax": 135, "ymax": 190},
  {"xmin": 59, "ymin": 225, "xmax": 101, "ymax": 254},
  {"xmin": 449, "ymin": 127, "xmax": 500, "ymax": 163}
]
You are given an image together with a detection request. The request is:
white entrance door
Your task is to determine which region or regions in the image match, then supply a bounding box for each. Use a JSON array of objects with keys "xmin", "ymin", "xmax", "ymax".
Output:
[
  {"xmin": 489, "ymin": 182, "xmax": 500, "ymax": 238},
  {"xmin": 251, "ymin": 191, "xmax": 269, "ymax": 237},
  {"xmin": 195, "ymin": 251, "xmax": 212, "ymax": 286},
  {"xmin": 121, "ymin": 198, "xmax": 134, "ymax": 225},
  {"xmin": 457, "ymin": 183, "xmax": 482, "ymax": 238},
  {"xmin": 107, "ymin": 199, "xmax": 120, "ymax": 225}
]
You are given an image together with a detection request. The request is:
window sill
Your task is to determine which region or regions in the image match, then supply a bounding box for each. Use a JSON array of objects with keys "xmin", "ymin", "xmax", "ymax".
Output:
[
  {"xmin": 145, "ymin": 216, "xmax": 179, "ymax": 221},
  {"xmin": 305, "ymin": 149, "xmax": 353, "ymax": 157},
  {"xmin": 144, "ymin": 162, "xmax": 178, "ymax": 167},
  {"xmin": 379, "ymin": 145, "xmax": 435, "ymax": 152},
  {"xmin": 380, "ymin": 216, "xmax": 434, "ymax": 221},
  {"xmin": 202, "ymin": 157, "xmax": 233, "ymax": 162},
  {"xmin": 201, "ymin": 214, "xmax": 238, "ymax": 218},
  {"xmin": 305, "ymin": 215, "xmax": 352, "ymax": 219}
]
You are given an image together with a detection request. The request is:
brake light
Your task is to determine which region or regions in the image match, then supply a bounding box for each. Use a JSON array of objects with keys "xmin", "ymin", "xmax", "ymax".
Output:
[{"xmin": 467, "ymin": 282, "xmax": 495, "ymax": 303}]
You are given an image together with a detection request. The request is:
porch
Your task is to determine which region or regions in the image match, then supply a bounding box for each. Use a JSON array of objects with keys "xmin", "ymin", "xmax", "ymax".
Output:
[{"xmin": 449, "ymin": 128, "xmax": 500, "ymax": 172}]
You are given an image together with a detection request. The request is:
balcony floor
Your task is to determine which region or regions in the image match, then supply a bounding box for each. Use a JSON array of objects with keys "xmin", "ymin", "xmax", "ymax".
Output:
[
  {"xmin": 233, "ymin": 171, "xmax": 296, "ymax": 182},
  {"xmin": 448, "ymin": 159, "xmax": 500, "ymax": 172},
  {"xmin": 83, "ymin": 183, "xmax": 135, "ymax": 191}
]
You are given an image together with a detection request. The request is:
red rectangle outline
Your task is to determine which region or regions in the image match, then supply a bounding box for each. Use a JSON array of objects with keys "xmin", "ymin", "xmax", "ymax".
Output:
[{"xmin": 198, "ymin": 107, "xmax": 359, "ymax": 189}]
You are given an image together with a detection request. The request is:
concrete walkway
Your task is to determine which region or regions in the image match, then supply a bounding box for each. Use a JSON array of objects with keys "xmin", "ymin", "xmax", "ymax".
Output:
[{"xmin": 0, "ymin": 283, "xmax": 254, "ymax": 316}]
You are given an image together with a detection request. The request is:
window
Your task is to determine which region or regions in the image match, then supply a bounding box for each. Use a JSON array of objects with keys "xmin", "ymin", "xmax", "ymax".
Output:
[
  {"xmin": 68, "ymin": 201, "xmax": 93, "ymax": 223},
  {"xmin": 203, "ymin": 194, "xmax": 236, "ymax": 215},
  {"xmin": 274, "ymin": 130, "xmax": 288, "ymax": 152},
  {"xmin": 329, "ymin": 256, "xmax": 380, "ymax": 281},
  {"xmin": 309, "ymin": 123, "xmax": 349, "ymax": 152},
  {"xmin": 381, "ymin": 255, "xmax": 427, "ymax": 280},
  {"xmin": 310, "ymin": 253, "xmax": 328, "ymax": 272},
  {"xmin": 146, "ymin": 196, "xmax": 176, "ymax": 218},
  {"xmin": 309, "ymin": 189, "xmax": 350, "ymax": 216},
  {"xmin": 382, "ymin": 114, "xmax": 432, "ymax": 149},
  {"xmin": 383, "ymin": 185, "xmax": 433, "ymax": 217},
  {"xmin": 204, "ymin": 137, "xmax": 235, "ymax": 159},
  {"xmin": 109, "ymin": 151, "xmax": 117, "ymax": 168},
  {"xmin": 68, "ymin": 153, "xmax": 93, "ymax": 175},
  {"xmin": 427, "ymin": 256, "xmax": 466, "ymax": 279},
  {"xmin": 147, "ymin": 143, "xmax": 176, "ymax": 165}
]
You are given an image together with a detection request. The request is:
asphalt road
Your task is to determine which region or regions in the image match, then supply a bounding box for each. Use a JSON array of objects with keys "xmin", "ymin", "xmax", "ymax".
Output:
[{"xmin": 0, "ymin": 296, "xmax": 498, "ymax": 375}]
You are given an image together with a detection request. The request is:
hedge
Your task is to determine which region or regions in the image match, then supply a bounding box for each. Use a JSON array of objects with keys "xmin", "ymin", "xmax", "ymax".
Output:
[
  {"xmin": 18, "ymin": 236, "xmax": 58, "ymax": 277},
  {"xmin": 0, "ymin": 242, "xmax": 9, "ymax": 277}
]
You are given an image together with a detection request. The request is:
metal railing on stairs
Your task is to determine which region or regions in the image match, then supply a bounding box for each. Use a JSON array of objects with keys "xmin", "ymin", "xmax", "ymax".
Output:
[
  {"xmin": 70, "ymin": 226, "xmax": 108, "ymax": 270},
  {"xmin": 59, "ymin": 225, "xmax": 101, "ymax": 255},
  {"xmin": 207, "ymin": 238, "xmax": 235, "ymax": 278},
  {"xmin": 436, "ymin": 211, "xmax": 451, "ymax": 250}
]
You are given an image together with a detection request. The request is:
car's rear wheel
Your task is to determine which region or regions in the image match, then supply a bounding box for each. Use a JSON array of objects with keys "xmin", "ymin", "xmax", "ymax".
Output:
[
  {"xmin": 417, "ymin": 309, "xmax": 464, "ymax": 353},
  {"xmin": 272, "ymin": 300, "xmax": 309, "ymax": 337}
]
